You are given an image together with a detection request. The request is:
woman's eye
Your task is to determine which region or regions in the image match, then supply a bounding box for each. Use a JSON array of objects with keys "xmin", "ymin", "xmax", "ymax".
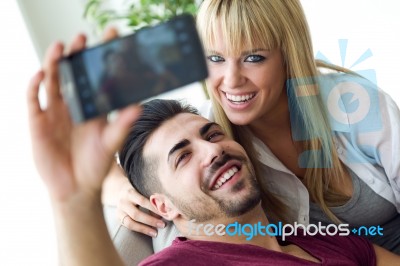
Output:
[
  {"xmin": 207, "ymin": 55, "xmax": 224, "ymax": 62},
  {"xmin": 244, "ymin": 55, "xmax": 265, "ymax": 63}
]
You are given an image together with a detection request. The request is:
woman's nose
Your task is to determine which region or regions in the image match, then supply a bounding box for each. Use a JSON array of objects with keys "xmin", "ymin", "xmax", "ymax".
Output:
[{"xmin": 223, "ymin": 63, "xmax": 245, "ymax": 89}]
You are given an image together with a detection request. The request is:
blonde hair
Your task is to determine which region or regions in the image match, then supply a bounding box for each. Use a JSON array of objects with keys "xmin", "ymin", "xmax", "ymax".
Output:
[{"xmin": 197, "ymin": 0, "xmax": 352, "ymax": 224}]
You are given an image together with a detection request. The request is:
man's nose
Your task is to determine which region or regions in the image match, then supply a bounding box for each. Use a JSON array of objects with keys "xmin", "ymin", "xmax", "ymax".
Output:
[
  {"xmin": 223, "ymin": 63, "xmax": 245, "ymax": 89},
  {"xmin": 199, "ymin": 141, "xmax": 225, "ymax": 168}
]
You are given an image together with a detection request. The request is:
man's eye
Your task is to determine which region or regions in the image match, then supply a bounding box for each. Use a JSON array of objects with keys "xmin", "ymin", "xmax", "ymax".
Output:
[
  {"xmin": 244, "ymin": 55, "xmax": 265, "ymax": 63},
  {"xmin": 176, "ymin": 152, "xmax": 190, "ymax": 167},
  {"xmin": 207, "ymin": 55, "xmax": 224, "ymax": 62},
  {"xmin": 207, "ymin": 131, "xmax": 224, "ymax": 141}
]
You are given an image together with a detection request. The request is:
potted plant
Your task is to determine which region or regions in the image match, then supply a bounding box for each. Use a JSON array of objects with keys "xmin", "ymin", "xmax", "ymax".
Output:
[{"xmin": 84, "ymin": 0, "xmax": 200, "ymax": 33}]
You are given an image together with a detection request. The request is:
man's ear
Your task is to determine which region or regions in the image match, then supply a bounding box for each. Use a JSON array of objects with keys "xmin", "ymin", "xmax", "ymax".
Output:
[{"xmin": 150, "ymin": 194, "xmax": 180, "ymax": 221}]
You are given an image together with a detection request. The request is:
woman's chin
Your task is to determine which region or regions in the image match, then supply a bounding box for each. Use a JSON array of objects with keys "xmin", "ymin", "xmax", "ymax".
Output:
[{"xmin": 226, "ymin": 113, "xmax": 253, "ymax": 126}]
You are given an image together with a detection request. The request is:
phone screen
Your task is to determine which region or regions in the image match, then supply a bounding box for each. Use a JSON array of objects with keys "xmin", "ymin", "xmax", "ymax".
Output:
[{"xmin": 60, "ymin": 15, "xmax": 208, "ymax": 122}]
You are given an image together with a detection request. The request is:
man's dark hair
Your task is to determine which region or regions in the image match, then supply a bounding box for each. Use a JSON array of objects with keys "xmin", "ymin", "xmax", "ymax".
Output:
[{"xmin": 119, "ymin": 99, "xmax": 199, "ymax": 198}]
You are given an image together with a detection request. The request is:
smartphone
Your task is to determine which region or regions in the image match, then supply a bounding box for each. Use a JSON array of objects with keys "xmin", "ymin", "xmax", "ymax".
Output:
[{"xmin": 59, "ymin": 14, "xmax": 208, "ymax": 123}]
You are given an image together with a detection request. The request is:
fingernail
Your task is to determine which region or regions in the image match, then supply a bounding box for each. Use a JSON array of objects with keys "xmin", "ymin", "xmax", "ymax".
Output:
[
  {"xmin": 149, "ymin": 231, "xmax": 157, "ymax": 238},
  {"xmin": 156, "ymin": 222, "xmax": 165, "ymax": 229}
]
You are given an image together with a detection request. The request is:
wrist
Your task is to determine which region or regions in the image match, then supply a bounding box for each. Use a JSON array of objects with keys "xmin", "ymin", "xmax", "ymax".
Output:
[
  {"xmin": 52, "ymin": 189, "xmax": 102, "ymax": 213},
  {"xmin": 50, "ymin": 190, "xmax": 124, "ymax": 265}
]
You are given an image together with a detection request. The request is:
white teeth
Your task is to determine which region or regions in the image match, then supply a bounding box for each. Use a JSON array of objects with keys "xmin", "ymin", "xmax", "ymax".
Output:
[
  {"xmin": 213, "ymin": 166, "xmax": 239, "ymax": 190},
  {"xmin": 226, "ymin": 93, "xmax": 255, "ymax": 103},
  {"xmin": 223, "ymin": 172, "xmax": 230, "ymax": 180}
]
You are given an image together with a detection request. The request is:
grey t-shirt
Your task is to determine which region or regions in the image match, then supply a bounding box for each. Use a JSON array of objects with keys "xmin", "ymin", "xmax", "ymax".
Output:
[{"xmin": 309, "ymin": 170, "xmax": 400, "ymax": 254}]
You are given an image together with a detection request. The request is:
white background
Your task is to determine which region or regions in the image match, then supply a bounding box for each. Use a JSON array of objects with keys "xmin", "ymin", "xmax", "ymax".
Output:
[{"xmin": 0, "ymin": 0, "xmax": 399, "ymax": 265}]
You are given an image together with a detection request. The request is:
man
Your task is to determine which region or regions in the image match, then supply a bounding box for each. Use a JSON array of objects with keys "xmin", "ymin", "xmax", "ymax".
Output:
[{"xmin": 28, "ymin": 40, "xmax": 399, "ymax": 265}]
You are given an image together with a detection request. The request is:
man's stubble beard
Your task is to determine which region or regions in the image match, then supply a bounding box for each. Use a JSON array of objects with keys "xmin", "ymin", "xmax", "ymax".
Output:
[{"xmin": 167, "ymin": 154, "xmax": 261, "ymax": 223}]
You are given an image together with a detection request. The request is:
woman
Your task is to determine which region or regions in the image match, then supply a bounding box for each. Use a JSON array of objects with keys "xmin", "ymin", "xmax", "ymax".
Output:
[{"xmin": 106, "ymin": 0, "xmax": 400, "ymax": 253}]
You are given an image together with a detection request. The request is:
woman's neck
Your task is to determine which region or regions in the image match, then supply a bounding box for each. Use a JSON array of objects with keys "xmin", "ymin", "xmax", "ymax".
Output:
[{"xmin": 247, "ymin": 91, "xmax": 306, "ymax": 178}]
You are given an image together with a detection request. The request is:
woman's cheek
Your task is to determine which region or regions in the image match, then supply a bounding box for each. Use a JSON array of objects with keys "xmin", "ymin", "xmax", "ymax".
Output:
[{"xmin": 206, "ymin": 79, "xmax": 219, "ymax": 96}]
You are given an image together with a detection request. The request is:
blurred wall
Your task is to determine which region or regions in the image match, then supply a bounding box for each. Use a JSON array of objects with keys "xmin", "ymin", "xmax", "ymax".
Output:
[{"xmin": 16, "ymin": 0, "xmax": 96, "ymax": 61}]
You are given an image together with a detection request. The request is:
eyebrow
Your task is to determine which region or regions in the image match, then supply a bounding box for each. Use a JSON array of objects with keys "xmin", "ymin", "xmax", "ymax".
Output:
[
  {"xmin": 168, "ymin": 139, "xmax": 190, "ymax": 162},
  {"xmin": 199, "ymin": 122, "xmax": 218, "ymax": 137},
  {"xmin": 167, "ymin": 122, "xmax": 219, "ymax": 162},
  {"xmin": 206, "ymin": 48, "xmax": 268, "ymax": 56}
]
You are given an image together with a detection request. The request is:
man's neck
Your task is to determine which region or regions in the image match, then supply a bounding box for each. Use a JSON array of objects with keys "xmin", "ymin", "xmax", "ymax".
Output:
[{"xmin": 176, "ymin": 203, "xmax": 282, "ymax": 253}]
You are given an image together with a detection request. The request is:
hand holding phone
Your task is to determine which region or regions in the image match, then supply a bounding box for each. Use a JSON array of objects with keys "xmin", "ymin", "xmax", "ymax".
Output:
[{"xmin": 59, "ymin": 14, "xmax": 208, "ymax": 123}]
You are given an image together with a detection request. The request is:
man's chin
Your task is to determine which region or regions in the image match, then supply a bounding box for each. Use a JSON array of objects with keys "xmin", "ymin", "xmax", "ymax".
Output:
[{"xmin": 222, "ymin": 193, "xmax": 262, "ymax": 218}]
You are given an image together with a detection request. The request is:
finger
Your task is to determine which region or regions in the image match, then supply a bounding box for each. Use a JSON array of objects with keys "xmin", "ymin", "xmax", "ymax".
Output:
[
  {"xmin": 27, "ymin": 70, "xmax": 44, "ymax": 118},
  {"xmin": 67, "ymin": 33, "xmax": 87, "ymax": 55},
  {"xmin": 101, "ymin": 105, "xmax": 142, "ymax": 156},
  {"xmin": 43, "ymin": 42, "xmax": 64, "ymax": 106},
  {"xmin": 149, "ymin": 211, "xmax": 163, "ymax": 220},
  {"xmin": 122, "ymin": 192, "xmax": 165, "ymax": 228},
  {"xmin": 118, "ymin": 192, "xmax": 165, "ymax": 229},
  {"xmin": 129, "ymin": 207, "xmax": 165, "ymax": 229},
  {"xmin": 129, "ymin": 189, "xmax": 161, "ymax": 217},
  {"xmin": 122, "ymin": 194, "xmax": 165, "ymax": 226},
  {"xmin": 120, "ymin": 214, "xmax": 158, "ymax": 237},
  {"xmin": 102, "ymin": 27, "xmax": 119, "ymax": 42}
]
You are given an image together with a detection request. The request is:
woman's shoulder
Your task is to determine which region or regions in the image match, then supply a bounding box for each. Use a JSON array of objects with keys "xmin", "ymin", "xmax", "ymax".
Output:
[
  {"xmin": 317, "ymin": 72, "xmax": 397, "ymax": 133},
  {"xmin": 318, "ymin": 72, "xmax": 380, "ymax": 100}
]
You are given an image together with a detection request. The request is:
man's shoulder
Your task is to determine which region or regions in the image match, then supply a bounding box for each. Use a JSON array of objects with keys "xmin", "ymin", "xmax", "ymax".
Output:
[
  {"xmin": 287, "ymin": 231, "xmax": 368, "ymax": 247},
  {"xmin": 139, "ymin": 237, "xmax": 195, "ymax": 266},
  {"xmin": 286, "ymin": 232, "xmax": 376, "ymax": 265}
]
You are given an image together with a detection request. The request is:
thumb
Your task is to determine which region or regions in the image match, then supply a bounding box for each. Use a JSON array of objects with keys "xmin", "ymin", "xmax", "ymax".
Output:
[
  {"xmin": 102, "ymin": 105, "xmax": 142, "ymax": 155},
  {"xmin": 102, "ymin": 27, "xmax": 119, "ymax": 42}
]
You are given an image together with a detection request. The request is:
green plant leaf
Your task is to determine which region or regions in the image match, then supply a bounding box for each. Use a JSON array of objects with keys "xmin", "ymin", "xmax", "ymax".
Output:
[
  {"xmin": 83, "ymin": 0, "xmax": 100, "ymax": 18},
  {"xmin": 84, "ymin": 0, "xmax": 199, "ymax": 33}
]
